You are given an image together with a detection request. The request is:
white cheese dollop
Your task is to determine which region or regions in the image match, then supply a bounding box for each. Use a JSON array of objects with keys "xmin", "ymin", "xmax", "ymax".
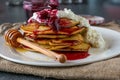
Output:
[{"xmin": 86, "ymin": 27, "xmax": 105, "ymax": 48}]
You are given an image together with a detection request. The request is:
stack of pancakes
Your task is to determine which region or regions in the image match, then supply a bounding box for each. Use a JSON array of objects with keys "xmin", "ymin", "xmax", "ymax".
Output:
[{"xmin": 20, "ymin": 18, "xmax": 91, "ymax": 52}]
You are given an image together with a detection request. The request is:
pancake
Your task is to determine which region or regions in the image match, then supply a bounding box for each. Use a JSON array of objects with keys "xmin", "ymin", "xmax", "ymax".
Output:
[
  {"xmin": 24, "ymin": 34, "xmax": 69, "ymax": 39},
  {"xmin": 20, "ymin": 17, "xmax": 91, "ymax": 52},
  {"xmin": 58, "ymin": 18, "xmax": 79, "ymax": 27},
  {"xmin": 19, "ymin": 8, "xmax": 106, "ymax": 55},
  {"xmin": 25, "ymin": 34, "xmax": 84, "ymax": 46},
  {"xmin": 22, "ymin": 42, "xmax": 90, "ymax": 52},
  {"xmin": 21, "ymin": 22, "xmax": 86, "ymax": 35}
]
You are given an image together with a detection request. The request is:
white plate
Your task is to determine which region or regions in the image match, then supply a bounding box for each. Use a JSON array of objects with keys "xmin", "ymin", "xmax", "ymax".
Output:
[{"xmin": 0, "ymin": 26, "xmax": 120, "ymax": 67}]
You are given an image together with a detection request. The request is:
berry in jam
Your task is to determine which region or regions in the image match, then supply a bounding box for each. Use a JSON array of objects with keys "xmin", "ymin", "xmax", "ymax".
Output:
[{"xmin": 38, "ymin": 10, "xmax": 50, "ymax": 19}]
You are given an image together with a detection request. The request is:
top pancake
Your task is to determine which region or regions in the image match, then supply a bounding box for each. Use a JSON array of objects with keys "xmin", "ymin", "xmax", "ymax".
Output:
[{"xmin": 20, "ymin": 18, "xmax": 86, "ymax": 35}]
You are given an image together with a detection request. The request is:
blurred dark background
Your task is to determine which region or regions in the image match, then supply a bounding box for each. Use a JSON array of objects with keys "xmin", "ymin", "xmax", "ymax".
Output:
[{"xmin": 0, "ymin": 0, "xmax": 120, "ymax": 24}]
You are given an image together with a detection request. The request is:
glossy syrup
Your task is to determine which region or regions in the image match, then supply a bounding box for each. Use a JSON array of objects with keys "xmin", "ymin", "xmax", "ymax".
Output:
[
  {"xmin": 15, "ymin": 47, "xmax": 27, "ymax": 53},
  {"xmin": 57, "ymin": 51, "xmax": 90, "ymax": 60}
]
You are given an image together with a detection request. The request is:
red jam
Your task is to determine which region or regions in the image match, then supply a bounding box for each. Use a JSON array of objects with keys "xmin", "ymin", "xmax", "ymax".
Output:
[
  {"xmin": 33, "ymin": 30, "xmax": 39, "ymax": 35},
  {"xmin": 59, "ymin": 18, "xmax": 72, "ymax": 27},
  {"xmin": 57, "ymin": 51, "xmax": 90, "ymax": 60}
]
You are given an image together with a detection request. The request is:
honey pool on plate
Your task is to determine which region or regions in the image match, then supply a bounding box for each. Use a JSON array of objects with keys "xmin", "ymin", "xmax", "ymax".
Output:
[{"xmin": 16, "ymin": 47, "xmax": 90, "ymax": 61}]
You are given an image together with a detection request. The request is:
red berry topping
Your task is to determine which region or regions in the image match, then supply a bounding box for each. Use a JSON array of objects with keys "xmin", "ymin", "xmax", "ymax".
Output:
[
  {"xmin": 28, "ymin": 9, "xmax": 60, "ymax": 32},
  {"xmin": 39, "ymin": 10, "xmax": 49, "ymax": 19}
]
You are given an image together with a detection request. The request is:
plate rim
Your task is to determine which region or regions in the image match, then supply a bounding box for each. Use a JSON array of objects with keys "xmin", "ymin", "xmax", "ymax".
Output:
[{"xmin": 0, "ymin": 26, "xmax": 120, "ymax": 67}]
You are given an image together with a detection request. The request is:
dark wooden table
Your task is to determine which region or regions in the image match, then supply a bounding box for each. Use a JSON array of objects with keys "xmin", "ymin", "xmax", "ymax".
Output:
[{"xmin": 0, "ymin": 0, "xmax": 120, "ymax": 80}]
